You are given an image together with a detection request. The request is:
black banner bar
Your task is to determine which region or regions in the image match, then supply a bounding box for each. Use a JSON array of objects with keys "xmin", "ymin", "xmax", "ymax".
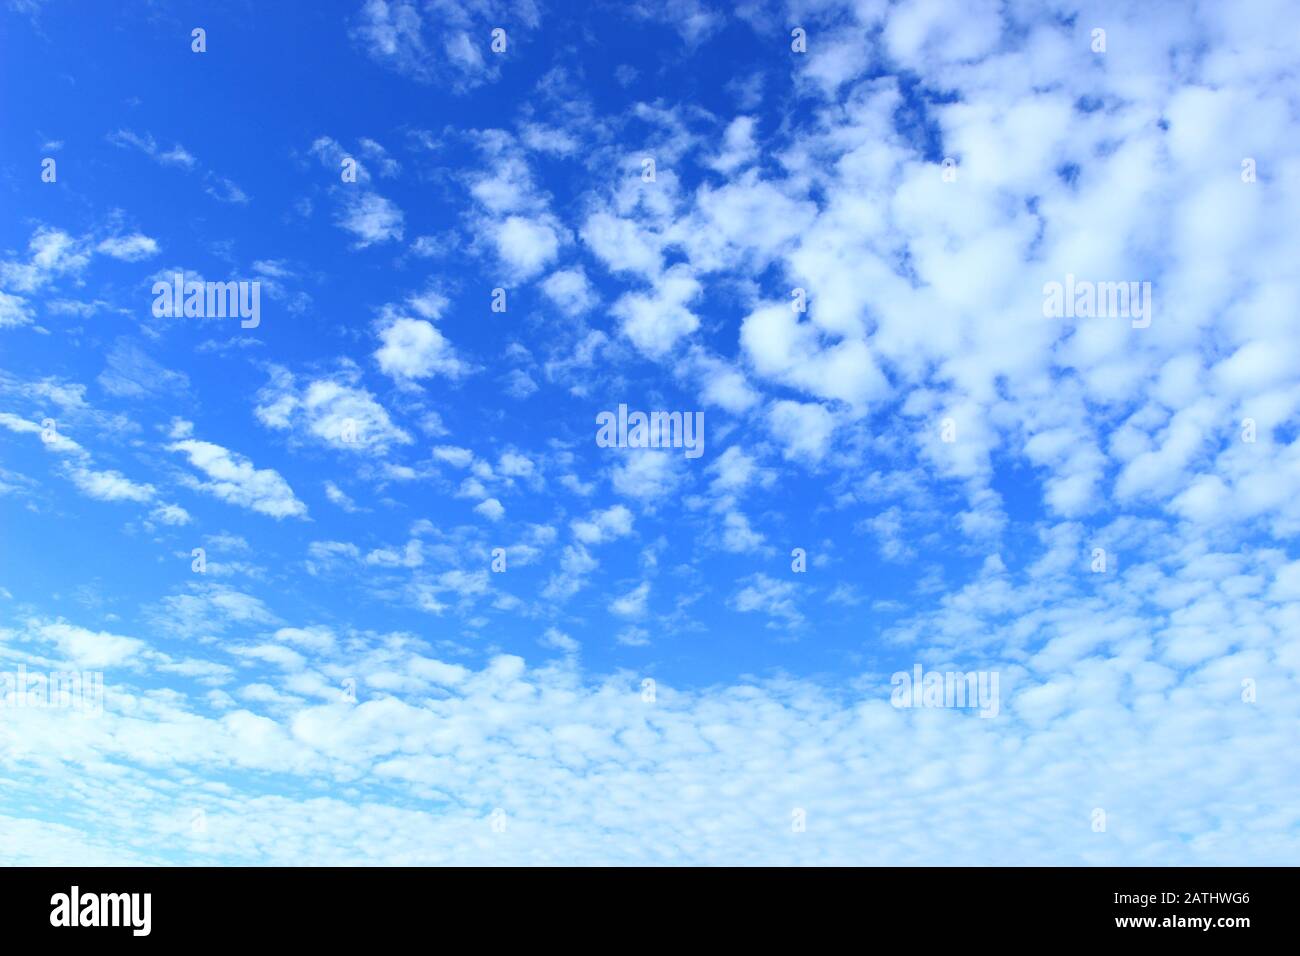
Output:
[{"xmin": 0, "ymin": 867, "xmax": 1283, "ymax": 942}]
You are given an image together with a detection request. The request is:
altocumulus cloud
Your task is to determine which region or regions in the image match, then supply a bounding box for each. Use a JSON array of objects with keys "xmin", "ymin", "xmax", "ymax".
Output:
[{"xmin": 0, "ymin": 0, "xmax": 1298, "ymax": 866}]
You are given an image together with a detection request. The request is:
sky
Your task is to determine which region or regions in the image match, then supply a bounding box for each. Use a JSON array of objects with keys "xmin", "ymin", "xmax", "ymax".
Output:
[{"xmin": 0, "ymin": 0, "xmax": 1298, "ymax": 865}]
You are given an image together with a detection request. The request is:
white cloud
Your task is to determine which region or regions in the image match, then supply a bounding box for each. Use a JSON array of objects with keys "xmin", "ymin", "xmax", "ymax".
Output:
[
  {"xmin": 151, "ymin": 502, "xmax": 191, "ymax": 525},
  {"xmin": 374, "ymin": 315, "xmax": 468, "ymax": 382},
  {"xmin": 0, "ymin": 411, "xmax": 84, "ymax": 454},
  {"xmin": 611, "ymin": 264, "xmax": 700, "ymax": 358},
  {"xmin": 708, "ymin": 116, "xmax": 758, "ymax": 173},
  {"xmin": 96, "ymin": 234, "xmax": 159, "ymax": 261},
  {"xmin": 0, "ymin": 227, "xmax": 91, "ymax": 292},
  {"xmin": 741, "ymin": 302, "xmax": 887, "ymax": 409},
  {"xmin": 732, "ymin": 573, "xmax": 802, "ymax": 627},
  {"xmin": 168, "ymin": 436, "xmax": 308, "ymax": 519},
  {"xmin": 609, "ymin": 581, "xmax": 650, "ymax": 618},
  {"xmin": 521, "ymin": 123, "xmax": 580, "ymax": 156},
  {"xmin": 324, "ymin": 481, "xmax": 359, "ymax": 512},
  {"xmin": 720, "ymin": 511, "xmax": 766, "ymax": 553},
  {"xmin": 707, "ymin": 445, "xmax": 768, "ymax": 495},
  {"xmin": 691, "ymin": 350, "xmax": 761, "ymax": 413},
  {"xmin": 433, "ymin": 445, "xmax": 475, "ymax": 468},
  {"xmin": 351, "ymin": 0, "xmax": 531, "ymax": 91},
  {"xmin": 255, "ymin": 366, "xmax": 414, "ymax": 454},
  {"xmin": 64, "ymin": 465, "xmax": 155, "ymax": 503},
  {"xmin": 571, "ymin": 505, "xmax": 634, "ymax": 544},
  {"xmin": 611, "ymin": 451, "xmax": 681, "ymax": 502},
  {"xmin": 496, "ymin": 451, "xmax": 534, "ymax": 477},
  {"xmin": 492, "ymin": 215, "xmax": 561, "ymax": 279},
  {"xmin": 540, "ymin": 267, "xmax": 596, "ymax": 316},
  {"xmin": 581, "ymin": 212, "xmax": 664, "ymax": 278},
  {"xmin": 539, "ymin": 627, "xmax": 579, "ymax": 653},
  {"xmin": 767, "ymin": 400, "xmax": 835, "ymax": 464},
  {"xmin": 37, "ymin": 622, "xmax": 146, "ymax": 668},
  {"xmin": 0, "ymin": 291, "xmax": 34, "ymax": 329},
  {"xmin": 474, "ymin": 497, "xmax": 505, "ymax": 521},
  {"xmin": 338, "ymin": 192, "xmax": 404, "ymax": 247}
]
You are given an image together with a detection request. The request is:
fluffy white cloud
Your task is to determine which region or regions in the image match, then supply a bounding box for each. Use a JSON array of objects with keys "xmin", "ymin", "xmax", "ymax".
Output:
[
  {"xmin": 169, "ymin": 435, "xmax": 308, "ymax": 519},
  {"xmin": 571, "ymin": 505, "xmax": 634, "ymax": 544},
  {"xmin": 338, "ymin": 192, "xmax": 404, "ymax": 247},
  {"xmin": 374, "ymin": 315, "xmax": 468, "ymax": 382},
  {"xmin": 609, "ymin": 581, "xmax": 650, "ymax": 618},
  {"xmin": 741, "ymin": 303, "xmax": 887, "ymax": 409},
  {"xmin": 611, "ymin": 265, "xmax": 700, "ymax": 358},
  {"xmin": 732, "ymin": 573, "xmax": 802, "ymax": 626},
  {"xmin": 492, "ymin": 215, "xmax": 560, "ymax": 279},
  {"xmin": 255, "ymin": 366, "xmax": 414, "ymax": 454},
  {"xmin": 0, "ymin": 291, "xmax": 33, "ymax": 329},
  {"xmin": 0, "ymin": 227, "xmax": 91, "ymax": 292},
  {"xmin": 96, "ymin": 233, "xmax": 159, "ymax": 261},
  {"xmin": 767, "ymin": 400, "xmax": 835, "ymax": 464},
  {"xmin": 350, "ymin": 0, "xmax": 534, "ymax": 90},
  {"xmin": 540, "ymin": 267, "xmax": 596, "ymax": 316},
  {"xmin": 474, "ymin": 497, "xmax": 505, "ymax": 521},
  {"xmin": 708, "ymin": 116, "xmax": 758, "ymax": 173},
  {"xmin": 611, "ymin": 451, "xmax": 682, "ymax": 501},
  {"xmin": 37, "ymin": 622, "xmax": 147, "ymax": 668},
  {"xmin": 720, "ymin": 510, "xmax": 766, "ymax": 553},
  {"xmin": 64, "ymin": 464, "xmax": 155, "ymax": 503}
]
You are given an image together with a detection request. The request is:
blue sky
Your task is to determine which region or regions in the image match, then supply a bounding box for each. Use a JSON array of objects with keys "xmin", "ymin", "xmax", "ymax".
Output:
[{"xmin": 1, "ymin": 0, "xmax": 1298, "ymax": 865}]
